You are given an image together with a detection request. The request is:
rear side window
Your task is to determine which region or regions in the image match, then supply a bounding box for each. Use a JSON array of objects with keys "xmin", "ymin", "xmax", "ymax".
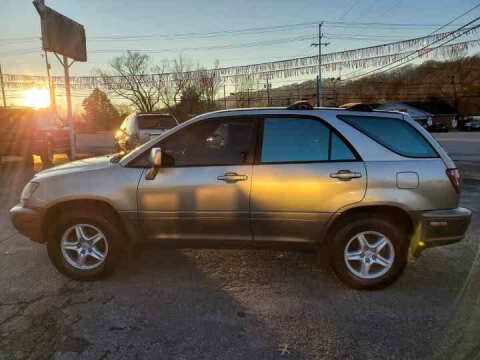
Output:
[
  {"xmin": 261, "ymin": 117, "xmax": 357, "ymax": 163},
  {"xmin": 338, "ymin": 115, "xmax": 438, "ymax": 158},
  {"xmin": 137, "ymin": 115, "xmax": 177, "ymax": 130}
]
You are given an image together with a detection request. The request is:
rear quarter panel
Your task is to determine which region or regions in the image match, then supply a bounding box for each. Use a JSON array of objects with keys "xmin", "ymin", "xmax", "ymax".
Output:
[{"xmin": 362, "ymin": 159, "xmax": 458, "ymax": 211}]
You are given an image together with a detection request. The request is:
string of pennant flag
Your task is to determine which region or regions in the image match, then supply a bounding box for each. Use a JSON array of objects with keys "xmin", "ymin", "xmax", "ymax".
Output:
[{"xmin": 3, "ymin": 27, "xmax": 480, "ymax": 90}]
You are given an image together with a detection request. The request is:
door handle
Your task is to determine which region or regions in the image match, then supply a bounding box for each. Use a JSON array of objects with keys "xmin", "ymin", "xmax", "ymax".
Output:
[
  {"xmin": 217, "ymin": 172, "xmax": 248, "ymax": 182},
  {"xmin": 330, "ymin": 170, "xmax": 362, "ymax": 181}
]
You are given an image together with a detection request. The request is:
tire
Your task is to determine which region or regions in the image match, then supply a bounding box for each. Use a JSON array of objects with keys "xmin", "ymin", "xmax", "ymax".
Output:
[
  {"xmin": 66, "ymin": 148, "xmax": 74, "ymax": 161},
  {"xmin": 329, "ymin": 216, "xmax": 408, "ymax": 290},
  {"xmin": 23, "ymin": 151, "xmax": 34, "ymax": 168},
  {"xmin": 40, "ymin": 142, "xmax": 54, "ymax": 165},
  {"xmin": 47, "ymin": 208, "xmax": 125, "ymax": 280}
]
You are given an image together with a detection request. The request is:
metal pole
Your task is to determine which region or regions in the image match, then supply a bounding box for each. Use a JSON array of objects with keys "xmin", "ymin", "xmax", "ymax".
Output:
[
  {"xmin": 44, "ymin": 51, "xmax": 56, "ymax": 112},
  {"xmin": 224, "ymin": 82, "xmax": 227, "ymax": 109},
  {"xmin": 317, "ymin": 23, "xmax": 322, "ymax": 107},
  {"xmin": 62, "ymin": 55, "xmax": 76, "ymax": 159},
  {"xmin": 266, "ymin": 77, "xmax": 270, "ymax": 106},
  {"xmin": 0, "ymin": 65, "xmax": 6, "ymax": 107}
]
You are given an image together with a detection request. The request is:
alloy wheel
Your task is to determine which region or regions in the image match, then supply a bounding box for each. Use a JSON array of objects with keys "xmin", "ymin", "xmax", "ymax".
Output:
[
  {"xmin": 60, "ymin": 224, "xmax": 109, "ymax": 270},
  {"xmin": 344, "ymin": 231, "xmax": 395, "ymax": 280}
]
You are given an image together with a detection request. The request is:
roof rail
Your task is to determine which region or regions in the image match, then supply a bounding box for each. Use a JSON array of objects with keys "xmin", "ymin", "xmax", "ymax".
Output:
[
  {"xmin": 340, "ymin": 103, "xmax": 374, "ymax": 112},
  {"xmin": 287, "ymin": 100, "xmax": 313, "ymax": 110}
]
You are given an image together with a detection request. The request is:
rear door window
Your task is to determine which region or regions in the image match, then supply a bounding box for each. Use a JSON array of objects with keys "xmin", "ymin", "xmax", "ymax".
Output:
[
  {"xmin": 260, "ymin": 117, "xmax": 357, "ymax": 163},
  {"xmin": 137, "ymin": 115, "xmax": 177, "ymax": 130},
  {"xmin": 338, "ymin": 115, "xmax": 438, "ymax": 158}
]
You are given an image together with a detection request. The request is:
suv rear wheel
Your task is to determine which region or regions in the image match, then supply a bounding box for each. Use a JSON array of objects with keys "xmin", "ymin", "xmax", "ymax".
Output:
[
  {"xmin": 329, "ymin": 216, "xmax": 408, "ymax": 290},
  {"xmin": 47, "ymin": 209, "xmax": 124, "ymax": 280}
]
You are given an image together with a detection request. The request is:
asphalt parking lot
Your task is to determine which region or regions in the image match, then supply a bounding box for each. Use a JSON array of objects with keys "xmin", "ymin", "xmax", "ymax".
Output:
[{"xmin": 0, "ymin": 132, "xmax": 479, "ymax": 360}]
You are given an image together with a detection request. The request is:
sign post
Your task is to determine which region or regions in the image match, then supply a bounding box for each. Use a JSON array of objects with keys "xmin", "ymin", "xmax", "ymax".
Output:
[
  {"xmin": 33, "ymin": 0, "xmax": 86, "ymax": 160},
  {"xmin": 0, "ymin": 65, "xmax": 6, "ymax": 108}
]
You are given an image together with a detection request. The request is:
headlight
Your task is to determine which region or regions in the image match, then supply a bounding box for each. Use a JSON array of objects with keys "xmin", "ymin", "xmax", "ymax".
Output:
[{"xmin": 21, "ymin": 182, "xmax": 39, "ymax": 202}]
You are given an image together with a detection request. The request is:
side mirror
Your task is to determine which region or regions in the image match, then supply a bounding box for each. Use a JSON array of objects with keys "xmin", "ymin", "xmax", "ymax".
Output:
[
  {"xmin": 150, "ymin": 147, "xmax": 162, "ymax": 167},
  {"xmin": 145, "ymin": 147, "xmax": 162, "ymax": 180}
]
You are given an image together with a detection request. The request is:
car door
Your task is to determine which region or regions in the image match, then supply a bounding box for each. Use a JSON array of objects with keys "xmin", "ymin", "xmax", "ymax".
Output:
[
  {"xmin": 137, "ymin": 116, "xmax": 258, "ymax": 241},
  {"xmin": 250, "ymin": 115, "xmax": 367, "ymax": 243}
]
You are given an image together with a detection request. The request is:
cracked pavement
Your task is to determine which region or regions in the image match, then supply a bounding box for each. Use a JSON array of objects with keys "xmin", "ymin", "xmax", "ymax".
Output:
[{"xmin": 0, "ymin": 133, "xmax": 480, "ymax": 360}]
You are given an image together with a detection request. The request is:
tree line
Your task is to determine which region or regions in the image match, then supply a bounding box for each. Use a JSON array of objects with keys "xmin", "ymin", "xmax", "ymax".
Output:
[{"xmin": 79, "ymin": 53, "xmax": 480, "ymax": 131}]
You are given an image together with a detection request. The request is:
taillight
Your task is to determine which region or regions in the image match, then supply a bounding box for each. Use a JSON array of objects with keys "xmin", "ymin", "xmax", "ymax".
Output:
[{"xmin": 446, "ymin": 168, "xmax": 461, "ymax": 193}]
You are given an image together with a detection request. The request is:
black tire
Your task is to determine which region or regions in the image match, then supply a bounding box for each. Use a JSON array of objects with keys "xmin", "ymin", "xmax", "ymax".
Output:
[
  {"xmin": 329, "ymin": 216, "xmax": 408, "ymax": 290},
  {"xmin": 66, "ymin": 148, "xmax": 74, "ymax": 161},
  {"xmin": 40, "ymin": 141, "xmax": 54, "ymax": 165},
  {"xmin": 47, "ymin": 208, "xmax": 125, "ymax": 280}
]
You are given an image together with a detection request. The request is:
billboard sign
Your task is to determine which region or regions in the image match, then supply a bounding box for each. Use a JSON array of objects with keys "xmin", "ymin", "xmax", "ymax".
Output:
[{"xmin": 33, "ymin": 0, "xmax": 87, "ymax": 62}]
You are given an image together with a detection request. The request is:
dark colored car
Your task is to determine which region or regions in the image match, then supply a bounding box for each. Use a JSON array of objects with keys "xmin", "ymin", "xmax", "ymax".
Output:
[
  {"xmin": 461, "ymin": 117, "xmax": 480, "ymax": 131},
  {"xmin": 0, "ymin": 107, "xmax": 72, "ymax": 166},
  {"xmin": 114, "ymin": 113, "xmax": 179, "ymax": 152},
  {"xmin": 418, "ymin": 120, "xmax": 449, "ymax": 133}
]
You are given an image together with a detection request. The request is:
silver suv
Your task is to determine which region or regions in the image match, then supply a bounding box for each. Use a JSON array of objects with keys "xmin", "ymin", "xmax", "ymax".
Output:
[
  {"xmin": 10, "ymin": 103, "xmax": 471, "ymax": 289},
  {"xmin": 114, "ymin": 112, "xmax": 179, "ymax": 152}
]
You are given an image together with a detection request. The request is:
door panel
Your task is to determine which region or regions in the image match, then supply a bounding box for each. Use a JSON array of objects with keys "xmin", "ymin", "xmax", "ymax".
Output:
[
  {"xmin": 138, "ymin": 165, "xmax": 252, "ymax": 240},
  {"xmin": 251, "ymin": 162, "xmax": 366, "ymax": 242},
  {"xmin": 136, "ymin": 116, "xmax": 258, "ymax": 242}
]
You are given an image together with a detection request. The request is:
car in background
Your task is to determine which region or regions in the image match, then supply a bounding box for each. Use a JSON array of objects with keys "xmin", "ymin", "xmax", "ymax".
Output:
[
  {"xmin": 0, "ymin": 107, "xmax": 72, "ymax": 166},
  {"xmin": 460, "ymin": 116, "xmax": 480, "ymax": 131},
  {"xmin": 418, "ymin": 119, "xmax": 449, "ymax": 133},
  {"xmin": 115, "ymin": 113, "xmax": 179, "ymax": 152}
]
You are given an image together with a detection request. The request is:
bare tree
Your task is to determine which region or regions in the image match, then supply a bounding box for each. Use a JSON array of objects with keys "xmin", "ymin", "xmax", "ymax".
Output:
[
  {"xmin": 97, "ymin": 51, "xmax": 165, "ymax": 112},
  {"xmin": 157, "ymin": 55, "xmax": 193, "ymax": 116},
  {"xmin": 196, "ymin": 60, "xmax": 222, "ymax": 107},
  {"xmin": 232, "ymin": 76, "xmax": 254, "ymax": 107}
]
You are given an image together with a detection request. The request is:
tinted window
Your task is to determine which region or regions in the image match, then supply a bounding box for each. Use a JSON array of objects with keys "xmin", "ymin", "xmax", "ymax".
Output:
[
  {"xmin": 158, "ymin": 118, "xmax": 256, "ymax": 167},
  {"xmin": 261, "ymin": 117, "xmax": 356, "ymax": 163},
  {"xmin": 331, "ymin": 132, "xmax": 356, "ymax": 161},
  {"xmin": 339, "ymin": 115, "xmax": 437, "ymax": 158},
  {"xmin": 137, "ymin": 115, "xmax": 177, "ymax": 130}
]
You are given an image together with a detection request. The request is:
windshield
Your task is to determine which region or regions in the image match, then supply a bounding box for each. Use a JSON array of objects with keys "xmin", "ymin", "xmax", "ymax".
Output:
[{"xmin": 137, "ymin": 115, "xmax": 177, "ymax": 130}]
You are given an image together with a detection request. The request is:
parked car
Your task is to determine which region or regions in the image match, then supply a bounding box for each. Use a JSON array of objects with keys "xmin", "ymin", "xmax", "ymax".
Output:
[
  {"xmin": 0, "ymin": 107, "xmax": 72, "ymax": 166},
  {"xmin": 115, "ymin": 113, "xmax": 179, "ymax": 152},
  {"xmin": 418, "ymin": 119, "xmax": 449, "ymax": 132},
  {"xmin": 460, "ymin": 116, "xmax": 480, "ymax": 131},
  {"xmin": 10, "ymin": 102, "xmax": 471, "ymax": 289}
]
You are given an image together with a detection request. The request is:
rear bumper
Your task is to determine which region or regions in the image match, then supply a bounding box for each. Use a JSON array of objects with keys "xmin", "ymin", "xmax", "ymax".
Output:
[
  {"xmin": 9, "ymin": 204, "xmax": 45, "ymax": 243},
  {"xmin": 413, "ymin": 207, "xmax": 471, "ymax": 256}
]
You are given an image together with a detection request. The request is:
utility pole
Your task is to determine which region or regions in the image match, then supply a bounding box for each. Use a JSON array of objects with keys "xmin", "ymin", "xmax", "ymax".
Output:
[
  {"xmin": 0, "ymin": 65, "xmax": 6, "ymax": 107},
  {"xmin": 311, "ymin": 22, "xmax": 330, "ymax": 107}
]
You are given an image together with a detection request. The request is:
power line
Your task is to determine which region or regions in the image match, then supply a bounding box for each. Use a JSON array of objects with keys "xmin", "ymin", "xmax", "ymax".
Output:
[
  {"xmin": 341, "ymin": 11, "xmax": 480, "ymax": 81},
  {"xmin": 337, "ymin": 0, "xmax": 362, "ymax": 21},
  {"xmin": 426, "ymin": 2, "xmax": 480, "ymax": 36}
]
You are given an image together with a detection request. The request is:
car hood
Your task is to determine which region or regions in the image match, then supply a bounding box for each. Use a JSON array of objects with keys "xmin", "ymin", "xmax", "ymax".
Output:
[{"xmin": 34, "ymin": 155, "xmax": 114, "ymax": 178}]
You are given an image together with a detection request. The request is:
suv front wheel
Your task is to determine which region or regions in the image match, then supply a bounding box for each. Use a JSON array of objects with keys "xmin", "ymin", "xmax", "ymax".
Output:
[
  {"xmin": 47, "ymin": 209, "xmax": 123, "ymax": 280},
  {"xmin": 329, "ymin": 216, "xmax": 408, "ymax": 290}
]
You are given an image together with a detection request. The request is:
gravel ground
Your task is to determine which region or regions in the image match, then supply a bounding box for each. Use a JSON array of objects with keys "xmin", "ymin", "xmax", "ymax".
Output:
[{"xmin": 0, "ymin": 133, "xmax": 479, "ymax": 360}]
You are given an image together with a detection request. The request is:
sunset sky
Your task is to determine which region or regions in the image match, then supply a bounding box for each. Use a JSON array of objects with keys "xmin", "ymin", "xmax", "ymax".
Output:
[
  {"xmin": 1, "ymin": 0, "xmax": 479, "ymax": 112},
  {"xmin": 1, "ymin": 0, "xmax": 477, "ymax": 77}
]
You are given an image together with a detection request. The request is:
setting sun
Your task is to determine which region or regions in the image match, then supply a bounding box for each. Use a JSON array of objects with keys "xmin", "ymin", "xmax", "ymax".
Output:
[{"xmin": 21, "ymin": 88, "xmax": 50, "ymax": 108}]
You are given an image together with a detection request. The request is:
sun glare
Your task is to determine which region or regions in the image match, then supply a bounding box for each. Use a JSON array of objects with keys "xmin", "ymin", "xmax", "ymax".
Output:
[{"xmin": 22, "ymin": 88, "xmax": 50, "ymax": 109}]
